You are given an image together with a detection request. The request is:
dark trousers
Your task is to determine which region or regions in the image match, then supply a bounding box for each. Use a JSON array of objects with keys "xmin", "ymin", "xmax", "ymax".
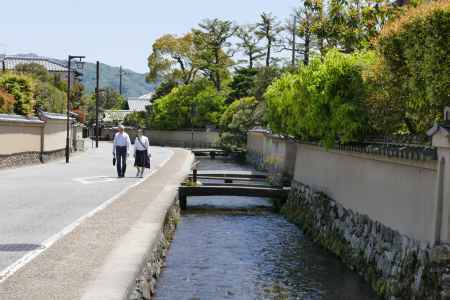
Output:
[{"xmin": 115, "ymin": 146, "xmax": 127, "ymax": 177}]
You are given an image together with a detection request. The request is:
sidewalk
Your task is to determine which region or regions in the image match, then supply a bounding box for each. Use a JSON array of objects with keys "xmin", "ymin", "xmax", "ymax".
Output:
[{"xmin": 0, "ymin": 146, "xmax": 194, "ymax": 299}]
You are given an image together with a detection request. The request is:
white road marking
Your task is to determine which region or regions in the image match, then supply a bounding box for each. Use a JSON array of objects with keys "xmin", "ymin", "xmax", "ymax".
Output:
[
  {"xmin": 73, "ymin": 176, "xmax": 118, "ymax": 184},
  {"xmin": 0, "ymin": 150, "xmax": 174, "ymax": 283}
]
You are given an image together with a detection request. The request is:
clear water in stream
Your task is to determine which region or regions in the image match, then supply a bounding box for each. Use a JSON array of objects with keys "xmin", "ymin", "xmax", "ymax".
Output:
[{"xmin": 154, "ymin": 157, "xmax": 381, "ymax": 300}]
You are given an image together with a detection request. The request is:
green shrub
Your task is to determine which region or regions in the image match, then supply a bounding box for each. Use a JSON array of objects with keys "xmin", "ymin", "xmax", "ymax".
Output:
[
  {"xmin": 0, "ymin": 73, "xmax": 35, "ymax": 116},
  {"xmin": 0, "ymin": 88, "xmax": 15, "ymax": 114},
  {"xmin": 375, "ymin": 0, "xmax": 450, "ymax": 134},
  {"xmin": 265, "ymin": 50, "xmax": 373, "ymax": 147}
]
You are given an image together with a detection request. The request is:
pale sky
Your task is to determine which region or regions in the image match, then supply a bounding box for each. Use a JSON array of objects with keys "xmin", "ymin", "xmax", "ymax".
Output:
[{"xmin": 0, "ymin": 0, "xmax": 300, "ymax": 73}]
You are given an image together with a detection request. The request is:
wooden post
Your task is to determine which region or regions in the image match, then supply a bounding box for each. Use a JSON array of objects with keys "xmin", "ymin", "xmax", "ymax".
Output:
[
  {"xmin": 179, "ymin": 191, "xmax": 187, "ymax": 210},
  {"xmin": 193, "ymin": 169, "xmax": 197, "ymax": 183}
]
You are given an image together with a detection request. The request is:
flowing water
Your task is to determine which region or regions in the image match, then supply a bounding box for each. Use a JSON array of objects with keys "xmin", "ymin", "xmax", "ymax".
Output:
[{"xmin": 154, "ymin": 157, "xmax": 380, "ymax": 300}]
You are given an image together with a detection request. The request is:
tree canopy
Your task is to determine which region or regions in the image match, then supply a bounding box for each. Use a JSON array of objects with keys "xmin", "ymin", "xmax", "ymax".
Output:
[{"xmin": 147, "ymin": 33, "xmax": 199, "ymax": 84}]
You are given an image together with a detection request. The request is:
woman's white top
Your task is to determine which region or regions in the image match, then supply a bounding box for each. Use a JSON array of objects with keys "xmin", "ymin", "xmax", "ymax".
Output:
[{"xmin": 134, "ymin": 136, "xmax": 150, "ymax": 155}]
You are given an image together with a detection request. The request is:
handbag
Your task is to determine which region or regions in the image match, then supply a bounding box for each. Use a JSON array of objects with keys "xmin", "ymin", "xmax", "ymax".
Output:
[{"xmin": 113, "ymin": 156, "xmax": 116, "ymax": 166}]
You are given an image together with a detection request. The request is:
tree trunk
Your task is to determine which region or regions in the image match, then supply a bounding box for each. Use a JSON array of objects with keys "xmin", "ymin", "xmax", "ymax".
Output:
[
  {"xmin": 304, "ymin": 33, "xmax": 310, "ymax": 65},
  {"xmin": 214, "ymin": 48, "xmax": 221, "ymax": 91},
  {"xmin": 266, "ymin": 39, "xmax": 271, "ymax": 67}
]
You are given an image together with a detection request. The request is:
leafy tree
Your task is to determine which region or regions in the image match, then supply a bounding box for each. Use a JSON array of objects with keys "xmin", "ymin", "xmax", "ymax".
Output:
[
  {"xmin": 256, "ymin": 12, "xmax": 282, "ymax": 67},
  {"xmin": 15, "ymin": 63, "xmax": 52, "ymax": 83},
  {"xmin": 236, "ymin": 25, "xmax": 264, "ymax": 68},
  {"xmin": 0, "ymin": 87, "xmax": 15, "ymax": 113},
  {"xmin": 147, "ymin": 33, "xmax": 199, "ymax": 84},
  {"xmin": 228, "ymin": 67, "xmax": 258, "ymax": 103},
  {"xmin": 320, "ymin": 0, "xmax": 396, "ymax": 53},
  {"xmin": 296, "ymin": 0, "xmax": 324, "ymax": 65},
  {"xmin": 34, "ymin": 81, "xmax": 66, "ymax": 113},
  {"xmin": 151, "ymin": 79, "xmax": 178, "ymax": 101},
  {"xmin": 86, "ymin": 87, "xmax": 127, "ymax": 124},
  {"xmin": 150, "ymin": 79, "xmax": 226, "ymax": 129},
  {"xmin": 123, "ymin": 111, "xmax": 146, "ymax": 128},
  {"xmin": 219, "ymin": 96, "xmax": 260, "ymax": 148},
  {"xmin": 253, "ymin": 66, "xmax": 283, "ymax": 101},
  {"xmin": 0, "ymin": 73, "xmax": 35, "ymax": 116},
  {"xmin": 193, "ymin": 18, "xmax": 237, "ymax": 91}
]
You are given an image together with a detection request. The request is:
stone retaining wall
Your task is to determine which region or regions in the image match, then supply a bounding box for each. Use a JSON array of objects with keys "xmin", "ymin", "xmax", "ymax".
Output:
[
  {"xmin": 128, "ymin": 202, "xmax": 180, "ymax": 300},
  {"xmin": 0, "ymin": 152, "xmax": 42, "ymax": 169},
  {"xmin": 283, "ymin": 180, "xmax": 450, "ymax": 299}
]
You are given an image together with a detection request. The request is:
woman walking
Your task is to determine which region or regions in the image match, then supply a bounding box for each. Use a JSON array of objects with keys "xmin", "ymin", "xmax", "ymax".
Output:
[{"xmin": 134, "ymin": 129, "xmax": 151, "ymax": 178}]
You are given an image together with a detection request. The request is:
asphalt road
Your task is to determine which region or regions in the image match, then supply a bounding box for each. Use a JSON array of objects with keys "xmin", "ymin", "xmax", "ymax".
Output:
[{"xmin": 0, "ymin": 142, "xmax": 173, "ymax": 273}]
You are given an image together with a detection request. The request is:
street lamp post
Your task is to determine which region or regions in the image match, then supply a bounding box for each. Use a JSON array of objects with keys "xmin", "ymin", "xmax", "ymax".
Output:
[
  {"xmin": 119, "ymin": 66, "xmax": 128, "ymax": 96},
  {"xmin": 66, "ymin": 55, "xmax": 85, "ymax": 163}
]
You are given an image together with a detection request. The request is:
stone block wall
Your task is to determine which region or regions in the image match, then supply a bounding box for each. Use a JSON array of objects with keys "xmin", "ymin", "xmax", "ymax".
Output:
[
  {"xmin": 283, "ymin": 181, "xmax": 450, "ymax": 299},
  {"xmin": 0, "ymin": 152, "xmax": 41, "ymax": 169}
]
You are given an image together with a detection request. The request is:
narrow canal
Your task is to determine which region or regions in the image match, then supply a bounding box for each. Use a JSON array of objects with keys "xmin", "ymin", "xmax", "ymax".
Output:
[{"xmin": 154, "ymin": 157, "xmax": 380, "ymax": 300}]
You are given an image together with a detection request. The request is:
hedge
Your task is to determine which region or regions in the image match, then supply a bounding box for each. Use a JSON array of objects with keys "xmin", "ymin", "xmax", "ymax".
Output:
[{"xmin": 375, "ymin": 0, "xmax": 450, "ymax": 134}]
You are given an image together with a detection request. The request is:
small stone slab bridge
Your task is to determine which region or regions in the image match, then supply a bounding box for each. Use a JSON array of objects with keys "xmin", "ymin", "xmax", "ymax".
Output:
[
  {"xmin": 191, "ymin": 148, "xmax": 226, "ymax": 157},
  {"xmin": 179, "ymin": 170, "xmax": 289, "ymax": 210}
]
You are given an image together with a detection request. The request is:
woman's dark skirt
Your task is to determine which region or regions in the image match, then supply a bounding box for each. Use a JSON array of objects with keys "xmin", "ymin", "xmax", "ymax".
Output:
[{"xmin": 134, "ymin": 150, "xmax": 150, "ymax": 168}]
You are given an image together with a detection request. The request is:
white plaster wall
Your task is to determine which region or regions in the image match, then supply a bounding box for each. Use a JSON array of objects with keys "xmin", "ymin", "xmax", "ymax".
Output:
[
  {"xmin": 144, "ymin": 130, "xmax": 219, "ymax": 146},
  {"xmin": 247, "ymin": 131, "xmax": 265, "ymax": 155},
  {"xmin": 0, "ymin": 122, "xmax": 42, "ymax": 154},
  {"xmin": 247, "ymin": 131, "xmax": 297, "ymax": 176},
  {"xmin": 294, "ymin": 144, "xmax": 437, "ymax": 242},
  {"xmin": 43, "ymin": 120, "xmax": 67, "ymax": 152}
]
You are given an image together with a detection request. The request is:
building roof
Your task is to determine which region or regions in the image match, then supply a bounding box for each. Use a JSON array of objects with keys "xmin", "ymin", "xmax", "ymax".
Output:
[
  {"xmin": 102, "ymin": 110, "xmax": 131, "ymax": 123},
  {"xmin": 138, "ymin": 92, "xmax": 153, "ymax": 100},
  {"xmin": 1, "ymin": 55, "xmax": 70, "ymax": 73},
  {"xmin": 0, "ymin": 113, "xmax": 43, "ymax": 124},
  {"xmin": 127, "ymin": 98, "xmax": 151, "ymax": 112}
]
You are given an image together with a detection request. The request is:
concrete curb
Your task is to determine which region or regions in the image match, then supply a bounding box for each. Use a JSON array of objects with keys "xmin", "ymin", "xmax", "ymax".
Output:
[
  {"xmin": 80, "ymin": 150, "xmax": 194, "ymax": 300},
  {"xmin": 0, "ymin": 148, "xmax": 194, "ymax": 300}
]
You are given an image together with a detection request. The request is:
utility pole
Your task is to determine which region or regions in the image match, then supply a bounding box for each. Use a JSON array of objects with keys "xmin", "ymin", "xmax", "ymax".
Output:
[
  {"xmin": 292, "ymin": 16, "xmax": 297, "ymax": 67},
  {"xmin": 66, "ymin": 55, "xmax": 85, "ymax": 164},
  {"xmin": 119, "ymin": 65, "xmax": 123, "ymax": 96},
  {"xmin": 66, "ymin": 57, "xmax": 72, "ymax": 163},
  {"xmin": 95, "ymin": 61, "xmax": 100, "ymax": 148}
]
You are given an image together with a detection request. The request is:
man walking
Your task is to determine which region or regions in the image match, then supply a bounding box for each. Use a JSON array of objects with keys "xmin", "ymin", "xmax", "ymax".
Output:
[{"xmin": 113, "ymin": 125, "xmax": 131, "ymax": 178}]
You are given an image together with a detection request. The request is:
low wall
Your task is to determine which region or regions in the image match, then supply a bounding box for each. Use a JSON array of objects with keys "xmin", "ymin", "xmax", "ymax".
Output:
[
  {"xmin": 0, "ymin": 117, "xmax": 43, "ymax": 155},
  {"xmin": 43, "ymin": 119, "xmax": 67, "ymax": 152},
  {"xmin": 294, "ymin": 144, "xmax": 437, "ymax": 243},
  {"xmin": 247, "ymin": 130, "xmax": 450, "ymax": 298},
  {"xmin": 0, "ymin": 114, "xmax": 85, "ymax": 169},
  {"xmin": 284, "ymin": 182, "xmax": 449, "ymax": 299},
  {"xmin": 100, "ymin": 128, "xmax": 220, "ymax": 148},
  {"xmin": 247, "ymin": 130, "xmax": 297, "ymax": 177},
  {"xmin": 144, "ymin": 130, "xmax": 219, "ymax": 148}
]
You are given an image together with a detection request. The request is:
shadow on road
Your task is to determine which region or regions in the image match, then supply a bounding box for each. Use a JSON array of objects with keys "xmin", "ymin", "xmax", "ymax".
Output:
[{"xmin": 0, "ymin": 244, "xmax": 43, "ymax": 252}]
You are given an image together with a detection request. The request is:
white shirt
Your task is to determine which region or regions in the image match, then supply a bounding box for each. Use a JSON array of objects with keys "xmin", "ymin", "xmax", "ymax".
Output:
[
  {"xmin": 134, "ymin": 136, "xmax": 150, "ymax": 155},
  {"xmin": 113, "ymin": 132, "xmax": 131, "ymax": 154}
]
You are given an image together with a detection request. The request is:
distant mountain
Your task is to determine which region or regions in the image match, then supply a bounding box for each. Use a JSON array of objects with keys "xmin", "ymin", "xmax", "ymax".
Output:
[
  {"xmin": 9, "ymin": 53, "xmax": 155, "ymax": 97},
  {"xmin": 81, "ymin": 62, "xmax": 155, "ymax": 97}
]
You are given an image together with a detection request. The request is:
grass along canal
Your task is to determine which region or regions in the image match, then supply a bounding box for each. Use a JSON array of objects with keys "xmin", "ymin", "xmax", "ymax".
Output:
[{"xmin": 153, "ymin": 157, "xmax": 380, "ymax": 300}]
